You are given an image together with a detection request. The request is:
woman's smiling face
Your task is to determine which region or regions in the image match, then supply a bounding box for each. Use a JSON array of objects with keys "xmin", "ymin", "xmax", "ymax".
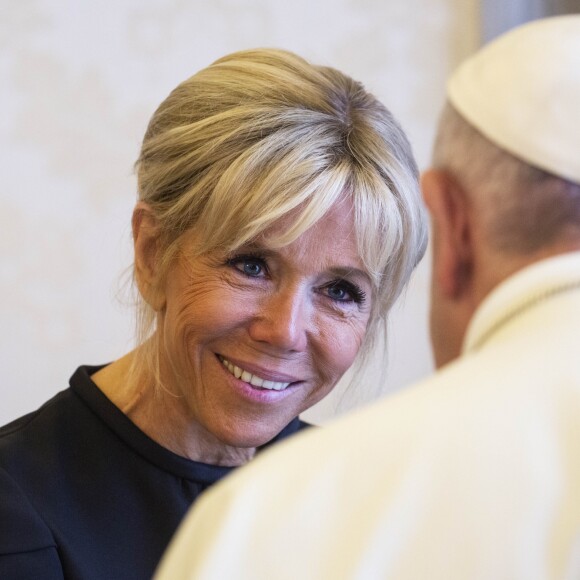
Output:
[{"xmin": 155, "ymin": 199, "xmax": 373, "ymax": 448}]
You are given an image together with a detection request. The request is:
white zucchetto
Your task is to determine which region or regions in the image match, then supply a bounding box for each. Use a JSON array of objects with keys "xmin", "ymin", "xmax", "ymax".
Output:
[{"xmin": 448, "ymin": 15, "xmax": 580, "ymax": 184}]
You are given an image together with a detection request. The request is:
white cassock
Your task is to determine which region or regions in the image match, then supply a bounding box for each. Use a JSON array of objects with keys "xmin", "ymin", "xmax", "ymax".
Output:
[{"xmin": 155, "ymin": 252, "xmax": 580, "ymax": 579}]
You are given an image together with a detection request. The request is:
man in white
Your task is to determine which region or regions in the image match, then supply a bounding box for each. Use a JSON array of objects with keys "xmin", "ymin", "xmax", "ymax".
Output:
[{"xmin": 156, "ymin": 16, "xmax": 580, "ymax": 579}]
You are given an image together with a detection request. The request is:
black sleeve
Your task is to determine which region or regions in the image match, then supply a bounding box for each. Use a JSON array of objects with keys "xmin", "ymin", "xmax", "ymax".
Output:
[
  {"xmin": 0, "ymin": 549, "xmax": 64, "ymax": 580},
  {"xmin": 0, "ymin": 467, "xmax": 64, "ymax": 580}
]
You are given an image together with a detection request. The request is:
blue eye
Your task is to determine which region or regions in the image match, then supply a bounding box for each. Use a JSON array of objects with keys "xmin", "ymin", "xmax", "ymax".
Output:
[
  {"xmin": 323, "ymin": 281, "xmax": 366, "ymax": 304},
  {"xmin": 241, "ymin": 259, "xmax": 263, "ymax": 277},
  {"xmin": 228, "ymin": 254, "xmax": 267, "ymax": 278},
  {"xmin": 327, "ymin": 285, "xmax": 348, "ymax": 301}
]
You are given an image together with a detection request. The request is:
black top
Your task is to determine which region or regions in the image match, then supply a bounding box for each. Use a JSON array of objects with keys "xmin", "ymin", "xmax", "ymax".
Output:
[{"xmin": 0, "ymin": 366, "xmax": 309, "ymax": 580}]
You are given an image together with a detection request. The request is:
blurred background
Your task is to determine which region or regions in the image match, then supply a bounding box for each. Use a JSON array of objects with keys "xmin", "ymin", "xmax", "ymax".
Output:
[{"xmin": 1, "ymin": 0, "xmax": 576, "ymax": 425}]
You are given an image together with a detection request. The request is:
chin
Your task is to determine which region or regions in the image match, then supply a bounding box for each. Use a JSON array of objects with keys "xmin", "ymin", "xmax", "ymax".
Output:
[{"xmin": 215, "ymin": 421, "xmax": 285, "ymax": 449}]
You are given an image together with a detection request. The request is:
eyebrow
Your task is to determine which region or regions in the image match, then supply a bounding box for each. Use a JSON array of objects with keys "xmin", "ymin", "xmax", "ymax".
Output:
[{"xmin": 326, "ymin": 266, "xmax": 372, "ymax": 286}]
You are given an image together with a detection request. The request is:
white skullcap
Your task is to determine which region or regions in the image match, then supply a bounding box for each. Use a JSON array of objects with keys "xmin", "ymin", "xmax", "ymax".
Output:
[{"xmin": 448, "ymin": 15, "xmax": 580, "ymax": 184}]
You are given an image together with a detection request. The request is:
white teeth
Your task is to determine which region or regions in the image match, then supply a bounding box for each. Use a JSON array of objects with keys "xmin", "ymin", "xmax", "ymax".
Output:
[
  {"xmin": 249, "ymin": 375, "xmax": 264, "ymax": 388},
  {"xmin": 220, "ymin": 357, "xmax": 291, "ymax": 391}
]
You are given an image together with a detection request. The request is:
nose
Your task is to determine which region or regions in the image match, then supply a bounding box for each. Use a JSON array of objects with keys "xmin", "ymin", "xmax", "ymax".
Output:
[{"xmin": 248, "ymin": 286, "xmax": 309, "ymax": 353}]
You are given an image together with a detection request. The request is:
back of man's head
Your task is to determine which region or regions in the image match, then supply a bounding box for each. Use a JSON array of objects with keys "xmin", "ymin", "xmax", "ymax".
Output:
[
  {"xmin": 434, "ymin": 104, "xmax": 580, "ymax": 254},
  {"xmin": 423, "ymin": 15, "xmax": 580, "ymax": 367}
]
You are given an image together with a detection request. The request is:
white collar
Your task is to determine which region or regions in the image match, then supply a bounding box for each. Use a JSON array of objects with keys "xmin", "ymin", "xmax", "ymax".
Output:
[{"xmin": 463, "ymin": 252, "xmax": 580, "ymax": 353}]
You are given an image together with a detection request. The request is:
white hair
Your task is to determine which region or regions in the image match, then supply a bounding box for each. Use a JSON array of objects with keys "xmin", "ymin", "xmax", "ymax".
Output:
[{"xmin": 434, "ymin": 103, "xmax": 580, "ymax": 253}]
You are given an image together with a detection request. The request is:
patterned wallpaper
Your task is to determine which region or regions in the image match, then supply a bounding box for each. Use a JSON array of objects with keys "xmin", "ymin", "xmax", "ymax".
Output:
[{"xmin": 0, "ymin": 0, "xmax": 479, "ymax": 424}]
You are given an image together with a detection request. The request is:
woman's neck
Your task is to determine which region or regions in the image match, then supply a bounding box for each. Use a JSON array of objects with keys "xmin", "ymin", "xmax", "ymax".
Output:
[{"xmin": 91, "ymin": 351, "xmax": 256, "ymax": 466}]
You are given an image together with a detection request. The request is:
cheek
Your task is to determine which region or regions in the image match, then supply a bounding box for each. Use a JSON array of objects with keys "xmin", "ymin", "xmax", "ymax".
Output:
[
  {"xmin": 317, "ymin": 317, "xmax": 368, "ymax": 378},
  {"xmin": 301, "ymin": 319, "xmax": 367, "ymax": 410},
  {"xmin": 164, "ymin": 288, "xmax": 260, "ymax": 367},
  {"xmin": 169, "ymin": 276, "xmax": 250, "ymax": 329}
]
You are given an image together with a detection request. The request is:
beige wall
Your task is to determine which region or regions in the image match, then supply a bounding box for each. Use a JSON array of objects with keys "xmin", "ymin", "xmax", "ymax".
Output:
[{"xmin": 0, "ymin": 0, "xmax": 480, "ymax": 425}]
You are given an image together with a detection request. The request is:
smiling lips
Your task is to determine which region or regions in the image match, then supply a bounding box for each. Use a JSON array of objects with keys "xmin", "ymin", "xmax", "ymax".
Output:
[{"xmin": 219, "ymin": 357, "xmax": 292, "ymax": 391}]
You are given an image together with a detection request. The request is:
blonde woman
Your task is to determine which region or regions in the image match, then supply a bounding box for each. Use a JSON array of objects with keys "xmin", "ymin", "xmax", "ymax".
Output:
[{"xmin": 0, "ymin": 48, "xmax": 426, "ymax": 579}]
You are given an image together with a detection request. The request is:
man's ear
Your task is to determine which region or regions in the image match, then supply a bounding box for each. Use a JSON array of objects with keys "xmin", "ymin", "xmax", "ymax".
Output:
[
  {"xmin": 132, "ymin": 202, "xmax": 166, "ymax": 311},
  {"xmin": 421, "ymin": 169, "xmax": 473, "ymax": 300}
]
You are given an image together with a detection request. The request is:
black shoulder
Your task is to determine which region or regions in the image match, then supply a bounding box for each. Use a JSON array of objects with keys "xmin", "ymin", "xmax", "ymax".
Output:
[
  {"xmin": 0, "ymin": 409, "xmax": 40, "ymax": 439},
  {"xmin": 0, "ymin": 390, "xmax": 70, "ymax": 440}
]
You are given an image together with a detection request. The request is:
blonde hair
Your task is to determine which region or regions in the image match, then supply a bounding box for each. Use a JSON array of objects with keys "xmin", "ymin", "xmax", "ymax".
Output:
[
  {"xmin": 133, "ymin": 48, "xmax": 427, "ymax": 382},
  {"xmin": 434, "ymin": 103, "xmax": 580, "ymax": 253}
]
